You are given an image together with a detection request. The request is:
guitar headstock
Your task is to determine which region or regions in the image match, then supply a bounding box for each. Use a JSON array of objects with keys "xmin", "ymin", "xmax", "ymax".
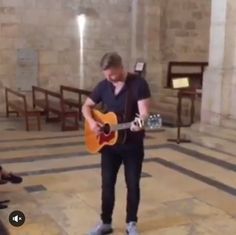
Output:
[
  {"xmin": 132, "ymin": 113, "xmax": 162, "ymax": 130},
  {"xmin": 146, "ymin": 114, "xmax": 162, "ymax": 129}
]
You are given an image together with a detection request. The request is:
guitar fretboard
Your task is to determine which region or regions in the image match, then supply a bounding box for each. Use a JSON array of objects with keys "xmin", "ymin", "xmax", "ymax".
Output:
[{"xmin": 110, "ymin": 122, "xmax": 132, "ymax": 131}]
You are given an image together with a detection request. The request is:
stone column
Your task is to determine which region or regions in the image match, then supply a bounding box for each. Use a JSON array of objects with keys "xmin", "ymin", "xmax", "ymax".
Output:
[
  {"xmin": 130, "ymin": 0, "xmax": 162, "ymax": 101},
  {"xmin": 201, "ymin": 0, "xmax": 236, "ymax": 127}
]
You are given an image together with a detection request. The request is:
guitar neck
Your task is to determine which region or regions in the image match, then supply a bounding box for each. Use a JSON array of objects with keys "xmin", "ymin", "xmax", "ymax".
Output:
[{"xmin": 110, "ymin": 122, "xmax": 132, "ymax": 131}]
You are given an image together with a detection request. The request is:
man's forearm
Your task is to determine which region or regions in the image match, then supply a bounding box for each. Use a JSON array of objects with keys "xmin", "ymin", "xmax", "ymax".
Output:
[
  {"xmin": 82, "ymin": 105, "xmax": 95, "ymax": 123},
  {"xmin": 138, "ymin": 98, "xmax": 150, "ymax": 121}
]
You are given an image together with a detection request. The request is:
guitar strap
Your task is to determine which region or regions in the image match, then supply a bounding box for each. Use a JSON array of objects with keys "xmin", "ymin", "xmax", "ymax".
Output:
[
  {"xmin": 124, "ymin": 74, "xmax": 134, "ymax": 122},
  {"xmin": 115, "ymin": 76, "xmax": 132, "ymax": 144}
]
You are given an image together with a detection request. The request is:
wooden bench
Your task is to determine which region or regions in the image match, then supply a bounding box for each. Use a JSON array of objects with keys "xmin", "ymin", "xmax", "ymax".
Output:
[
  {"xmin": 166, "ymin": 61, "xmax": 208, "ymax": 89},
  {"xmin": 60, "ymin": 85, "xmax": 91, "ymax": 121},
  {"xmin": 32, "ymin": 86, "xmax": 79, "ymax": 131},
  {"xmin": 5, "ymin": 88, "xmax": 41, "ymax": 131},
  {"xmin": 32, "ymin": 86, "xmax": 47, "ymax": 112}
]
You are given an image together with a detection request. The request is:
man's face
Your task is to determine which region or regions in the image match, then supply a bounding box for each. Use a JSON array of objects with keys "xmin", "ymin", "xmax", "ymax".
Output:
[{"xmin": 103, "ymin": 66, "xmax": 124, "ymax": 83}]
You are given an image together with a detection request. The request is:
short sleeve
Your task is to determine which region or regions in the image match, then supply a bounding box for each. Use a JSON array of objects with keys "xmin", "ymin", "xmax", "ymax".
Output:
[
  {"xmin": 89, "ymin": 81, "xmax": 104, "ymax": 104},
  {"xmin": 137, "ymin": 78, "xmax": 151, "ymax": 100}
]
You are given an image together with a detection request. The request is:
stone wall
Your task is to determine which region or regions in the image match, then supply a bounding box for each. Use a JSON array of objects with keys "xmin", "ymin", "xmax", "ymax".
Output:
[
  {"xmin": 0, "ymin": 0, "xmax": 211, "ymax": 113},
  {"xmin": 0, "ymin": 0, "xmax": 133, "ymax": 112},
  {"xmin": 160, "ymin": 0, "xmax": 211, "ymax": 86}
]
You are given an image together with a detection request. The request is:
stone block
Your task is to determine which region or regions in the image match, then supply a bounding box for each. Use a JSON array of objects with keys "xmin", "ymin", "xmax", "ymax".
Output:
[
  {"xmin": 0, "ymin": 64, "xmax": 15, "ymax": 76},
  {"xmin": 0, "ymin": 23, "xmax": 19, "ymax": 37},
  {"xmin": 1, "ymin": 0, "xmax": 23, "ymax": 7},
  {"xmin": 23, "ymin": 0, "xmax": 36, "ymax": 9},
  {"xmin": 175, "ymin": 30, "xmax": 189, "ymax": 37},
  {"xmin": 192, "ymin": 11, "xmax": 203, "ymax": 20},
  {"xmin": 14, "ymin": 38, "xmax": 30, "ymax": 49},
  {"xmin": 21, "ymin": 10, "xmax": 38, "ymax": 24},
  {"xmin": 0, "ymin": 7, "xmax": 15, "ymax": 14},
  {"xmin": 39, "ymin": 51, "xmax": 58, "ymax": 65},
  {"xmin": 169, "ymin": 20, "xmax": 182, "ymax": 29},
  {"xmin": 35, "ymin": 0, "xmax": 62, "ymax": 10},
  {"xmin": 183, "ymin": 2, "xmax": 198, "ymax": 10},
  {"xmin": 58, "ymin": 50, "xmax": 78, "ymax": 66},
  {"xmin": 28, "ymin": 35, "xmax": 53, "ymax": 50},
  {"xmin": 39, "ymin": 64, "xmax": 60, "ymax": 77},
  {"xmin": 0, "ymin": 49, "xmax": 16, "ymax": 64},
  {"xmin": 53, "ymin": 38, "xmax": 73, "ymax": 51},
  {"xmin": 0, "ymin": 13, "xmax": 19, "ymax": 23},
  {"xmin": 185, "ymin": 21, "xmax": 196, "ymax": 30}
]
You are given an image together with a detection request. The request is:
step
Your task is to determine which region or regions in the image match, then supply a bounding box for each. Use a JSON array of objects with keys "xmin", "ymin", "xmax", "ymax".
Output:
[
  {"xmin": 187, "ymin": 131, "xmax": 236, "ymax": 157},
  {"xmin": 221, "ymin": 117, "xmax": 236, "ymax": 131},
  {"xmin": 191, "ymin": 123, "xmax": 236, "ymax": 143},
  {"xmin": 166, "ymin": 124, "xmax": 236, "ymax": 156}
]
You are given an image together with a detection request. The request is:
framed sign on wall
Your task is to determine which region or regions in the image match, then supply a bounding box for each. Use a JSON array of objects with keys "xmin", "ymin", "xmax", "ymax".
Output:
[
  {"xmin": 134, "ymin": 61, "xmax": 146, "ymax": 79},
  {"xmin": 16, "ymin": 48, "xmax": 38, "ymax": 91}
]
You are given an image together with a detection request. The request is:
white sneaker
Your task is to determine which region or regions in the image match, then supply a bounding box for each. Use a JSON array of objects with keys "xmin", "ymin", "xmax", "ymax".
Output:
[
  {"xmin": 88, "ymin": 223, "xmax": 113, "ymax": 235},
  {"xmin": 126, "ymin": 222, "xmax": 139, "ymax": 235}
]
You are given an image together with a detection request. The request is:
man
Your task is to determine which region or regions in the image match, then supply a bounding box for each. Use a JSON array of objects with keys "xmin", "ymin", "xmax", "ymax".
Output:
[
  {"xmin": 82, "ymin": 52, "xmax": 151, "ymax": 235},
  {"xmin": 0, "ymin": 166, "xmax": 22, "ymax": 209},
  {"xmin": 0, "ymin": 166, "xmax": 22, "ymax": 185}
]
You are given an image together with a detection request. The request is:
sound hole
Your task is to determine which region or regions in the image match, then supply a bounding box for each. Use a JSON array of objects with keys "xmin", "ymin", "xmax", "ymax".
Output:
[{"xmin": 102, "ymin": 123, "xmax": 111, "ymax": 135}]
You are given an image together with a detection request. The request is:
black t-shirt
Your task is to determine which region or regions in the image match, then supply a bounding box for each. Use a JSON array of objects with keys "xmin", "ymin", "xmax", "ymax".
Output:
[{"xmin": 89, "ymin": 73, "xmax": 151, "ymax": 143}]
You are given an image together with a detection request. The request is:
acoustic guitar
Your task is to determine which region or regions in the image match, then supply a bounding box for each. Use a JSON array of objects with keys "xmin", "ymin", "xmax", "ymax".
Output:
[{"xmin": 84, "ymin": 109, "xmax": 162, "ymax": 153}]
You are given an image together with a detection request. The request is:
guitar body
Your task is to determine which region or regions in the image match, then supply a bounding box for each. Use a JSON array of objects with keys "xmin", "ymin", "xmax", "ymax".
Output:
[
  {"xmin": 85, "ymin": 110, "xmax": 121, "ymax": 153},
  {"xmin": 85, "ymin": 109, "xmax": 161, "ymax": 154}
]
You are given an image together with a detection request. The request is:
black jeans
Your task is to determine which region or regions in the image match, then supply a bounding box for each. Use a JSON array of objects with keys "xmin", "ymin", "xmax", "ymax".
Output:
[{"xmin": 100, "ymin": 141, "xmax": 144, "ymax": 224}]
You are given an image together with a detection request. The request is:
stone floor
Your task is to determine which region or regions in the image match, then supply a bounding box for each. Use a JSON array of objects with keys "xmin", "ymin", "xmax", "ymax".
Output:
[{"xmin": 0, "ymin": 115, "xmax": 236, "ymax": 235}]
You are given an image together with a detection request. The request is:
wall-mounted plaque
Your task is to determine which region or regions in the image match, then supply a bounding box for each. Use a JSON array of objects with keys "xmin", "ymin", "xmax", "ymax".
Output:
[
  {"xmin": 135, "ymin": 62, "xmax": 145, "ymax": 72},
  {"xmin": 16, "ymin": 48, "xmax": 38, "ymax": 91}
]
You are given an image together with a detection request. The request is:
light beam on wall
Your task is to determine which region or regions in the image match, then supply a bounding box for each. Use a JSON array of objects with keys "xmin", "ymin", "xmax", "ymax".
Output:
[{"xmin": 77, "ymin": 14, "xmax": 86, "ymax": 88}]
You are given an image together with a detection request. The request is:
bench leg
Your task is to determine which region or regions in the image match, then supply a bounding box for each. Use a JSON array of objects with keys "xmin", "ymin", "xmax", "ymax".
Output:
[
  {"xmin": 61, "ymin": 114, "xmax": 65, "ymax": 131},
  {"xmin": 25, "ymin": 115, "xmax": 29, "ymax": 131},
  {"xmin": 37, "ymin": 113, "xmax": 41, "ymax": 131},
  {"xmin": 75, "ymin": 112, "xmax": 79, "ymax": 130},
  {"xmin": 61, "ymin": 113, "xmax": 79, "ymax": 131},
  {"xmin": 46, "ymin": 110, "xmax": 50, "ymax": 122},
  {"xmin": 79, "ymin": 106, "xmax": 82, "ymax": 121},
  {"xmin": 6, "ymin": 105, "xmax": 9, "ymax": 117}
]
